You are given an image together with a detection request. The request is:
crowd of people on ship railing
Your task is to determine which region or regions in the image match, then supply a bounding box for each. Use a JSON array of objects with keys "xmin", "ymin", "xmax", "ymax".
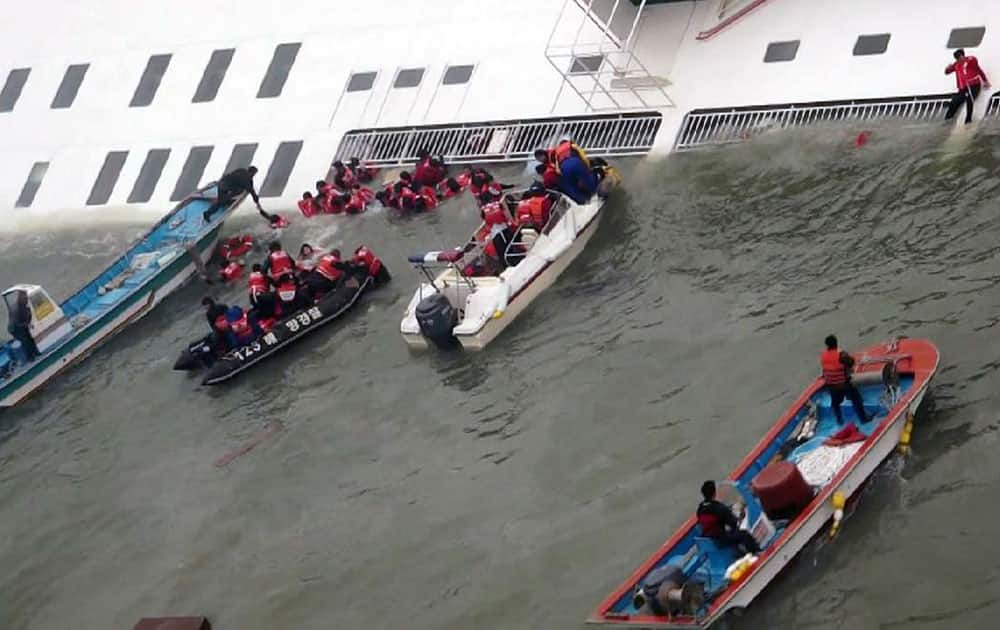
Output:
[{"xmin": 202, "ymin": 239, "xmax": 385, "ymax": 354}]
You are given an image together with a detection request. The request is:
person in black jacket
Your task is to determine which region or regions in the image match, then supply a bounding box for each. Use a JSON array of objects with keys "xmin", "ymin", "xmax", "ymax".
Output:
[
  {"xmin": 203, "ymin": 166, "xmax": 270, "ymax": 222},
  {"xmin": 8, "ymin": 291, "xmax": 40, "ymax": 360},
  {"xmin": 696, "ymin": 480, "xmax": 760, "ymax": 553}
]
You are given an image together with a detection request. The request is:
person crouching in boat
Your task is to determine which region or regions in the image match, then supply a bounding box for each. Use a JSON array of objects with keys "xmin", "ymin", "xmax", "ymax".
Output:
[
  {"xmin": 515, "ymin": 183, "xmax": 554, "ymax": 231},
  {"xmin": 352, "ymin": 245, "xmax": 391, "ymax": 285},
  {"xmin": 264, "ymin": 241, "xmax": 295, "ymax": 283},
  {"xmin": 697, "ymin": 480, "xmax": 760, "ymax": 554},
  {"xmin": 303, "ymin": 249, "xmax": 349, "ymax": 299},
  {"xmin": 247, "ymin": 264, "xmax": 279, "ymax": 320},
  {"xmin": 821, "ymin": 335, "xmax": 871, "ymax": 424},
  {"xmin": 225, "ymin": 305, "xmax": 261, "ymax": 348},
  {"xmin": 202, "ymin": 297, "xmax": 233, "ymax": 354},
  {"xmin": 543, "ymin": 139, "xmax": 598, "ymax": 204},
  {"xmin": 533, "ymin": 149, "xmax": 562, "ymax": 191}
]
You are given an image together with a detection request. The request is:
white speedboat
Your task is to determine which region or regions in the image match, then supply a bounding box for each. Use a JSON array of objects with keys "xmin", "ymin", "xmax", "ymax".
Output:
[{"xmin": 400, "ymin": 190, "xmax": 606, "ymax": 350}]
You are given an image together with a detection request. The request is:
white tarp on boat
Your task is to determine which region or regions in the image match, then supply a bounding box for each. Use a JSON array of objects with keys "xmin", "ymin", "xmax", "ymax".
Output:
[{"xmin": 795, "ymin": 443, "xmax": 863, "ymax": 487}]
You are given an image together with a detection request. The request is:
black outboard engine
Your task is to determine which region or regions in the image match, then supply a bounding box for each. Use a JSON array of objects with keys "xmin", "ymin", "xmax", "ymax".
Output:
[{"xmin": 415, "ymin": 293, "xmax": 459, "ymax": 348}]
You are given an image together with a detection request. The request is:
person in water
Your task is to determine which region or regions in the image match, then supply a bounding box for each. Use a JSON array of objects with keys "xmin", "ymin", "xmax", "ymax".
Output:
[
  {"xmin": 247, "ymin": 264, "xmax": 278, "ymax": 319},
  {"xmin": 696, "ymin": 480, "xmax": 760, "ymax": 554},
  {"xmin": 263, "ymin": 241, "xmax": 295, "ymax": 283},
  {"xmin": 303, "ymin": 248, "xmax": 349, "ymax": 298},
  {"xmin": 821, "ymin": 335, "xmax": 871, "ymax": 424},
  {"xmin": 204, "ymin": 165, "xmax": 268, "ymax": 222},
  {"xmin": 8, "ymin": 290, "xmax": 40, "ymax": 360},
  {"xmin": 945, "ymin": 48, "xmax": 990, "ymax": 124}
]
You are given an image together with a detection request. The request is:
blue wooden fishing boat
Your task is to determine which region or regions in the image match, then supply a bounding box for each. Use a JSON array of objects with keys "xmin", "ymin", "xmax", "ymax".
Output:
[
  {"xmin": 0, "ymin": 186, "xmax": 244, "ymax": 407},
  {"xmin": 590, "ymin": 338, "xmax": 939, "ymax": 628}
]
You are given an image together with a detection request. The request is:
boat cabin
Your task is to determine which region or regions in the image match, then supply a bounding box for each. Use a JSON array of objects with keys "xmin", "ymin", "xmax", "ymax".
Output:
[{"xmin": 2, "ymin": 284, "xmax": 73, "ymax": 355}]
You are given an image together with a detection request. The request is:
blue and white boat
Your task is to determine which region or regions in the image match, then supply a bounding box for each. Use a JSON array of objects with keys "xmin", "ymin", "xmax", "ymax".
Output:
[{"xmin": 0, "ymin": 187, "xmax": 244, "ymax": 407}]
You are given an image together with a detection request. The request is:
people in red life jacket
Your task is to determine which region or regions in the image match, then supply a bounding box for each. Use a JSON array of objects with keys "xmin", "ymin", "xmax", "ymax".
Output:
[
  {"xmin": 375, "ymin": 183, "xmax": 397, "ymax": 209},
  {"xmin": 201, "ymin": 297, "xmax": 232, "ymax": 353},
  {"xmin": 412, "ymin": 148, "xmax": 448, "ymax": 187},
  {"xmin": 297, "ymin": 243, "xmax": 319, "ymax": 273},
  {"xmin": 438, "ymin": 177, "xmax": 465, "ymax": 199},
  {"xmin": 275, "ymin": 275, "xmax": 306, "ymax": 313},
  {"xmin": 515, "ymin": 187, "xmax": 554, "ymax": 230},
  {"xmin": 533, "ymin": 152, "xmax": 561, "ymax": 190},
  {"xmin": 219, "ymin": 261, "xmax": 243, "ymax": 282},
  {"xmin": 263, "ymin": 241, "xmax": 295, "ymax": 283},
  {"xmin": 352, "ymin": 245, "xmax": 390, "ymax": 284},
  {"xmin": 344, "ymin": 188, "xmax": 368, "ymax": 214},
  {"xmin": 469, "ymin": 169, "xmax": 508, "ymax": 202},
  {"xmin": 412, "ymin": 186, "xmax": 438, "ymax": 211},
  {"xmin": 348, "ymin": 157, "xmax": 378, "ymax": 183},
  {"xmin": 298, "ymin": 192, "xmax": 320, "ymax": 217},
  {"xmin": 267, "ymin": 213, "xmax": 289, "ymax": 229},
  {"xmin": 479, "ymin": 196, "xmax": 522, "ymax": 268},
  {"xmin": 821, "ymin": 335, "xmax": 871, "ymax": 425},
  {"xmin": 393, "ymin": 181, "xmax": 420, "ymax": 212},
  {"xmin": 219, "ymin": 235, "xmax": 254, "ymax": 261},
  {"xmin": 945, "ymin": 48, "xmax": 991, "ymax": 124},
  {"xmin": 247, "ymin": 264, "xmax": 278, "ymax": 320},
  {"xmin": 332, "ymin": 160, "xmax": 358, "ymax": 190},
  {"xmin": 304, "ymin": 248, "xmax": 348, "ymax": 298},
  {"xmin": 225, "ymin": 305, "xmax": 261, "ymax": 348},
  {"xmin": 696, "ymin": 480, "xmax": 760, "ymax": 554}
]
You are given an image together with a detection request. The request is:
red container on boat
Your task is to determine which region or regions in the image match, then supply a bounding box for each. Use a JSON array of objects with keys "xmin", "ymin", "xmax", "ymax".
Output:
[{"xmin": 751, "ymin": 460, "xmax": 813, "ymax": 518}]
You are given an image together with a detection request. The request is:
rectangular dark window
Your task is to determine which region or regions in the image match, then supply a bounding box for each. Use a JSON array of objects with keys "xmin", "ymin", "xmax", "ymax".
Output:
[
  {"xmin": 0, "ymin": 68, "xmax": 31, "ymax": 113},
  {"xmin": 15, "ymin": 161, "xmax": 49, "ymax": 208},
  {"xmin": 130, "ymin": 54, "xmax": 172, "ymax": 107},
  {"xmin": 127, "ymin": 149, "xmax": 171, "ymax": 203},
  {"xmin": 393, "ymin": 68, "xmax": 424, "ymax": 88},
  {"xmin": 51, "ymin": 64, "xmax": 89, "ymax": 109},
  {"xmin": 192, "ymin": 48, "xmax": 235, "ymax": 103},
  {"xmin": 223, "ymin": 143, "xmax": 258, "ymax": 175},
  {"xmin": 87, "ymin": 151, "xmax": 129, "ymax": 206},
  {"xmin": 569, "ymin": 55, "xmax": 604, "ymax": 74},
  {"xmin": 764, "ymin": 40, "xmax": 800, "ymax": 63},
  {"xmin": 442, "ymin": 64, "xmax": 474, "ymax": 85},
  {"xmin": 948, "ymin": 27, "xmax": 986, "ymax": 49},
  {"xmin": 260, "ymin": 141, "xmax": 303, "ymax": 197},
  {"xmin": 346, "ymin": 71, "xmax": 377, "ymax": 92},
  {"xmin": 853, "ymin": 34, "xmax": 891, "ymax": 56},
  {"xmin": 257, "ymin": 43, "xmax": 301, "ymax": 98},
  {"xmin": 170, "ymin": 146, "xmax": 213, "ymax": 201}
]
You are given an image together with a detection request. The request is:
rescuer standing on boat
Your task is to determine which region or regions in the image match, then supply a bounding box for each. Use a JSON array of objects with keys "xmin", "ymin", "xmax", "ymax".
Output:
[
  {"xmin": 944, "ymin": 48, "xmax": 990, "ymax": 124},
  {"xmin": 820, "ymin": 335, "xmax": 871, "ymax": 425},
  {"xmin": 8, "ymin": 291, "xmax": 39, "ymax": 361},
  {"xmin": 204, "ymin": 165, "xmax": 269, "ymax": 222}
]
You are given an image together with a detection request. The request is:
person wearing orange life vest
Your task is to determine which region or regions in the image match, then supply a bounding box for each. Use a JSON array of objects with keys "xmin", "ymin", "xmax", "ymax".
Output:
[
  {"xmin": 332, "ymin": 161, "xmax": 358, "ymax": 190},
  {"xmin": 541, "ymin": 138, "xmax": 596, "ymax": 204},
  {"xmin": 352, "ymin": 245, "xmax": 391, "ymax": 284},
  {"xmin": 516, "ymin": 188, "xmax": 554, "ymax": 230},
  {"xmin": 820, "ymin": 335, "xmax": 871, "ymax": 425},
  {"xmin": 263, "ymin": 241, "xmax": 295, "ymax": 283},
  {"xmin": 246, "ymin": 264, "xmax": 278, "ymax": 320},
  {"xmin": 225, "ymin": 305, "xmax": 261, "ymax": 348},
  {"xmin": 945, "ymin": 48, "xmax": 991, "ymax": 125},
  {"xmin": 303, "ymin": 248, "xmax": 349, "ymax": 298},
  {"xmin": 412, "ymin": 148, "xmax": 448, "ymax": 187},
  {"xmin": 298, "ymin": 192, "xmax": 320, "ymax": 218}
]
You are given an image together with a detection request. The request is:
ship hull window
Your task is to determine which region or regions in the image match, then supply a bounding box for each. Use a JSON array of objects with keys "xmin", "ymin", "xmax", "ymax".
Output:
[
  {"xmin": 764, "ymin": 40, "xmax": 800, "ymax": 63},
  {"xmin": 130, "ymin": 54, "xmax": 173, "ymax": 108},
  {"xmin": 170, "ymin": 146, "xmax": 214, "ymax": 201},
  {"xmin": 442, "ymin": 65, "xmax": 475, "ymax": 85},
  {"xmin": 0, "ymin": 68, "xmax": 31, "ymax": 113},
  {"xmin": 257, "ymin": 43, "xmax": 301, "ymax": 99},
  {"xmin": 87, "ymin": 151, "xmax": 129, "ymax": 206},
  {"xmin": 347, "ymin": 71, "xmax": 378, "ymax": 92},
  {"xmin": 260, "ymin": 141, "xmax": 304, "ymax": 197},
  {"xmin": 853, "ymin": 34, "xmax": 891, "ymax": 56},
  {"xmin": 948, "ymin": 27, "xmax": 986, "ymax": 49},
  {"xmin": 128, "ymin": 149, "xmax": 171, "ymax": 203},
  {"xmin": 394, "ymin": 68, "xmax": 425, "ymax": 89},
  {"xmin": 193, "ymin": 48, "xmax": 235, "ymax": 103},
  {"xmin": 15, "ymin": 161, "xmax": 49, "ymax": 208},
  {"xmin": 51, "ymin": 64, "xmax": 89, "ymax": 109},
  {"xmin": 223, "ymin": 143, "xmax": 259, "ymax": 175}
]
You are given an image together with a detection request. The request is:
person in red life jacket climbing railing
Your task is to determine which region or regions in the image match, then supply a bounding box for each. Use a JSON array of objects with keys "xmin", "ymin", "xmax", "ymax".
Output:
[
  {"xmin": 263, "ymin": 241, "xmax": 295, "ymax": 283},
  {"xmin": 821, "ymin": 335, "xmax": 871, "ymax": 425},
  {"xmin": 332, "ymin": 160, "xmax": 358, "ymax": 190},
  {"xmin": 348, "ymin": 157, "xmax": 377, "ymax": 183},
  {"xmin": 412, "ymin": 148, "xmax": 448, "ymax": 188},
  {"xmin": 696, "ymin": 480, "xmax": 761, "ymax": 554},
  {"xmin": 303, "ymin": 248, "xmax": 349, "ymax": 299},
  {"xmin": 945, "ymin": 48, "xmax": 991, "ymax": 125},
  {"xmin": 298, "ymin": 192, "xmax": 320, "ymax": 218}
]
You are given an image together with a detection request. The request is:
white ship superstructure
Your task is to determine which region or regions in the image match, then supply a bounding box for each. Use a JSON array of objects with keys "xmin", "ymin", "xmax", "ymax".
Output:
[{"xmin": 1, "ymin": 0, "xmax": 998, "ymax": 213}]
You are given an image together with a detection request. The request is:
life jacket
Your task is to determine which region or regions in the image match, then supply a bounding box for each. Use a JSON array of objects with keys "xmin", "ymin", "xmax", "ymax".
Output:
[
  {"xmin": 298, "ymin": 198, "xmax": 319, "ymax": 218},
  {"xmin": 413, "ymin": 158, "xmax": 446, "ymax": 187},
  {"xmin": 820, "ymin": 349, "xmax": 849, "ymax": 386},
  {"xmin": 950, "ymin": 56, "xmax": 986, "ymax": 90},
  {"xmin": 470, "ymin": 180, "xmax": 501, "ymax": 199},
  {"xmin": 696, "ymin": 500, "xmax": 724, "ymax": 538},
  {"xmin": 315, "ymin": 253, "xmax": 345, "ymax": 282},
  {"xmin": 247, "ymin": 271, "xmax": 269, "ymax": 299},
  {"xmin": 353, "ymin": 246, "xmax": 383, "ymax": 276},
  {"xmin": 318, "ymin": 181, "xmax": 336, "ymax": 197},
  {"xmin": 220, "ymin": 235, "xmax": 253, "ymax": 260},
  {"xmin": 276, "ymin": 279, "xmax": 298, "ymax": 303},
  {"xmin": 396, "ymin": 186, "xmax": 418, "ymax": 211},
  {"xmin": 541, "ymin": 165, "xmax": 561, "ymax": 189},
  {"xmin": 345, "ymin": 191, "xmax": 367, "ymax": 214},
  {"xmin": 220, "ymin": 261, "xmax": 243, "ymax": 282},
  {"xmin": 230, "ymin": 312, "xmax": 254, "ymax": 343},
  {"xmin": 270, "ymin": 215, "xmax": 290, "ymax": 229},
  {"xmin": 357, "ymin": 187, "xmax": 375, "ymax": 203},
  {"xmin": 419, "ymin": 186, "xmax": 438, "ymax": 210},
  {"xmin": 337, "ymin": 167, "xmax": 358, "ymax": 189},
  {"xmin": 482, "ymin": 202, "xmax": 509, "ymax": 228},
  {"xmin": 516, "ymin": 196, "xmax": 551, "ymax": 228},
  {"xmin": 213, "ymin": 314, "xmax": 230, "ymax": 332},
  {"xmin": 552, "ymin": 141, "xmax": 590, "ymax": 173},
  {"xmin": 268, "ymin": 250, "xmax": 294, "ymax": 281}
]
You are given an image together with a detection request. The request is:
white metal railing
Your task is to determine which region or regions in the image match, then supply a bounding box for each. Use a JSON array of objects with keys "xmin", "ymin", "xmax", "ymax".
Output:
[
  {"xmin": 335, "ymin": 112, "xmax": 662, "ymax": 166},
  {"xmin": 674, "ymin": 93, "xmax": 967, "ymax": 151},
  {"xmin": 987, "ymin": 92, "xmax": 1000, "ymax": 118}
]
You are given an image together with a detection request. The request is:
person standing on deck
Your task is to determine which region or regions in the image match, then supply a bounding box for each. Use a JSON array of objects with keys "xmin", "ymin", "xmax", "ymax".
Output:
[
  {"xmin": 945, "ymin": 49, "xmax": 990, "ymax": 125},
  {"xmin": 203, "ymin": 165, "xmax": 269, "ymax": 222},
  {"xmin": 820, "ymin": 335, "xmax": 871, "ymax": 425},
  {"xmin": 8, "ymin": 291, "xmax": 39, "ymax": 361}
]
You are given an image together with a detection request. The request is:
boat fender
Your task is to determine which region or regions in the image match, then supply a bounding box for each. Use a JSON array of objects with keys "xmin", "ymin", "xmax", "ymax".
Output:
[
  {"xmin": 897, "ymin": 410, "xmax": 915, "ymax": 454},
  {"xmin": 829, "ymin": 491, "xmax": 847, "ymax": 538},
  {"xmin": 492, "ymin": 281, "xmax": 510, "ymax": 319}
]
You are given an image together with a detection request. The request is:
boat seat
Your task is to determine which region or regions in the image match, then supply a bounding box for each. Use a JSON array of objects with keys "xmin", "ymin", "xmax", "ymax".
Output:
[
  {"xmin": 95, "ymin": 288, "xmax": 130, "ymax": 307},
  {"xmin": 693, "ymin": 536, "xmax": 741, "ymax": 585}
]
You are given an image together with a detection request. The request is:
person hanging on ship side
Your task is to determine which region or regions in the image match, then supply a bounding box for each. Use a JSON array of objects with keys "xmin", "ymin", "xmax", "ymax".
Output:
[
  {"xmin": 945, "ymin": 48, "xmax": 990, "ymax": 125},
  {"xmin": 820, "ymin": 334, "xmax": 871, "ymax": 425}
]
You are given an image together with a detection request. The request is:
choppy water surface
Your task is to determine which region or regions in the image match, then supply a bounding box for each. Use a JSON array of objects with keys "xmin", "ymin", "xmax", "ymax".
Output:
[{"xmin": 3, "ymin": 126, "xmax": 1000, "ymax": 629}]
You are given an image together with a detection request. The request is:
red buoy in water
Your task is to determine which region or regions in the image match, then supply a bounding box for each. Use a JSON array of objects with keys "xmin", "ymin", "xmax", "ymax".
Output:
[{"xmin": 855, "ymin": 131, "xmax": 871, "ymax": 148}]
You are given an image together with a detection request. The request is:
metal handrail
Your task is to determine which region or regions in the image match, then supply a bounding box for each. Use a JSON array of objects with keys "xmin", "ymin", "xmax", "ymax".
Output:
[
  {"xmin": 674, "ymin": 92, "xmax": 979, "ymax": 151},
  {"xmin": 335, "ymin": 112, "xmax": 662, "ymax": 166}
]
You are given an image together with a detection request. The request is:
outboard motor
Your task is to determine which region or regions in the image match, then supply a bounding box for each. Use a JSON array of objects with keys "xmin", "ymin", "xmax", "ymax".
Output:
[{"xmin": 415, "ymin": 293, "xmax": 458, "ymax": 348}]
